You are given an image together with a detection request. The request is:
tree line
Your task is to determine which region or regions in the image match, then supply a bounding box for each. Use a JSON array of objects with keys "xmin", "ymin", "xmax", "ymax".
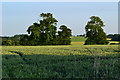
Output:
[
  {"xmin": 2, "ymin": 13, "xmax": 72, "ymax": 46},
  {"xmin": 107, "ymin": 34, "xmax": 120, "ymax": 41},
  {"xmin": 1, "ymin": 13, "xmax": 119, "ymax": 46}
]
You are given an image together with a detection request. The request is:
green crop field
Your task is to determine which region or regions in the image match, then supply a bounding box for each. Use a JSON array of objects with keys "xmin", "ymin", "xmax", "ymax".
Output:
[
  {"xmin": 1, "ymin": 44, "xmax": 120, "ymax": 79},
  {"xmin": 71, "ymin": 36, "xmax": 86, "ymax": 42},
  {"xmin": 1, "ymin": 37, "xmax": 120, "ymax": 79}
]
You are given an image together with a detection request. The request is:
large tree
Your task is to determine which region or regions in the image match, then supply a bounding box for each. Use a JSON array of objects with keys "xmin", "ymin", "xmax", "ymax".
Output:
[
  {"xmin": 84, "ymin": 16, "xmax": 109, "ymax": 45},
  {"xmin": 27, "ymin": 13, "xmax": 58, "ymax": 45},
  {"xmin": 39, "ymin": 13, "xmax": 58, "ymax": 45}
]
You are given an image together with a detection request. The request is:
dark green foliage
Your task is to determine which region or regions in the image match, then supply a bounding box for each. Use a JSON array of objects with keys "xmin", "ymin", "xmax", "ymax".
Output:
[
  {"xmin": 2, "ymin": 34, "xmax": 29, "ymax": 46},
  {"xmin": 107, "ymin": 34, "xmax": 120, "ymax": 41},
  {"xmin": 0, "ymin": 37, "xmax": 2, "ymax": 45},
  {"xmin": 2, "ymin": 37, "xmax": 14, "ymax": 46},
  {"xmin": 111, "ymin": 34, "xmax": 120, "ymax": 41},
  {"xmin": 26, "ymin": 13, "xmax": 71, "ymax": 45},
  {"xmin": 27, "ymin": 13, "xmax": 56, "ymax": 45},
  {"xmin": 84, "ymin": 16, "xmax": 109, "ymax": 45},
  {"xmin": 107, "ymin": 34, "xmax": 114, "ymax": 38},
  {"xmin": 56, "ymin": 25, "xmax": 72, "ymax": 45},
  {"xmin": 39, "ymin": 13, "xmax": 58, "ymax": 45},
  {"xmin": 2, "ymin": 40, "xmax": 14, "ymax": 46},
  {"xmin": 26, "ymin": 13, "xmax": 72, "ymax": 45},
  {"xmin": 19, "ymin": 35, "xmax": 29, "ymax": 45},
  {"xmin": 27, "ymin": 22, "xmax": 41, "ymax": 45}
]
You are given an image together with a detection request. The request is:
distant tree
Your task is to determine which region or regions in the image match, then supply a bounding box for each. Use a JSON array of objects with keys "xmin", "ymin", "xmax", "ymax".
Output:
[
  {"xmin": 2, "ymin": 37, "xmax": 14, "ymax": 46},
  {"xmin": 111, "ymin": 34, "xmax": 120, "ymax": 41},
  {"xmin": 77, "ymin": 34, "xmax": 85, "ymax": 37},
  {"xmin": 2, "ymin": 40, "xmax": 13, "ymax": 46},
  {"xmin": 57, "ymin": 25, "xmax": 72, "ymax": 45},
  {"xmin": 1, "ymin": 34, "xmax": 29, "ymax": 46},
  {"xmin": 84, "ymin": 16, "xmax": 109, "ymax": 45},
  {"xmin": 107, "ymin": 34, "xmax": 114, "ymax": 38},
  {"xmin": 19, "ymin": 34, "xmax": 29, "ymax": 45},
  {"xmin": 12, "ymin": 34, "xmax": 25, "ymax": 45}
]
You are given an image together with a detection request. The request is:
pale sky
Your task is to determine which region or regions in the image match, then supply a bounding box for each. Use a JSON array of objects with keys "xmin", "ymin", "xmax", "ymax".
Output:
[{"xmin": 1, "ymin": 2, "xmax": 118, "ymax": 36}]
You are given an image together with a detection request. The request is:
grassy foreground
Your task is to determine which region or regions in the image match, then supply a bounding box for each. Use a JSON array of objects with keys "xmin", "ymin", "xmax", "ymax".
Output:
[{"xmin": 2, "ymin": 45, "xmax": 120, "ymax": 79}]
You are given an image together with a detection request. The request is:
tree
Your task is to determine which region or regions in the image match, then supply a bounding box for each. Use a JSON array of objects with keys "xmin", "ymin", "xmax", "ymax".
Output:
[
  {"xmin": 111, "ymin": 34, "xmax": 120, "ymax": 41},
  {"xmin": 27, "ymin": 23, "xmax": 40, "ymax": 45},
  {"xmin": 39, "ymin": 13, "xmax": 58, "ymax": 45},
  {"xmin": 27, "ymin": 13, "xmax": 58, "ymax": 45},
  {"xmin": 19, "ymin": 34, "xmax": 29, "ymax": 45},
  {"xmin": 13, "ymin": 34, "xmax": 28, "ymax": 45},
  {"xmin": 84, "ymin": 16, "xmax": 109, "ymax": 45},
  {"xmin": 57, "ymin": 25, "xmax": 72, "ymax": 45},
  {"xmin": 2, "ymin": 40, "xmax": 13, "ymax": 46},
  {"xmin": 107, "ymin": 34, "xmax": 114, "ymax": 38}
]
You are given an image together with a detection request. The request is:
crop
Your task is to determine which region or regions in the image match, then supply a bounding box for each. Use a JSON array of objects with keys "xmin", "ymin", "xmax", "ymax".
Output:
[{"xmin": 2, "ymin": 45, "xmax": 120, "ymax": 79}]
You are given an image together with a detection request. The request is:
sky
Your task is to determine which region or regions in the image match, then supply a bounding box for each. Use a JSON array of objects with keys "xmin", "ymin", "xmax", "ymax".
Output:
[{"xmin": 1, "ymin": 2, "xmax": 118, "ymax": 36}]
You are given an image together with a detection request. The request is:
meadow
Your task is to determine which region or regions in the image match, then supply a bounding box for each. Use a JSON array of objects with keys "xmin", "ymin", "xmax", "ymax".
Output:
[{"xmin": 2, "ymin": 37, "xmax": 120, "ymax": 79}]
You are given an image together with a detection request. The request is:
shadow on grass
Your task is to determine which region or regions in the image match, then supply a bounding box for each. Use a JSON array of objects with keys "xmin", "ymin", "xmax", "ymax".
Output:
[{"xmin": 2, "ymin": 53, "xmax": 120, "ymax": 79}]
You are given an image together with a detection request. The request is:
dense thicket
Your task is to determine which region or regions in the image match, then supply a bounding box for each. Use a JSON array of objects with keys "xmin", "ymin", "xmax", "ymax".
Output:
[
  {"xmin": 2, "ymin": 13, "xmax": 72, "ymax": 46},
  {"xmin": 84, "ymin": 16, "xmax": 109, "ymax": 45}
]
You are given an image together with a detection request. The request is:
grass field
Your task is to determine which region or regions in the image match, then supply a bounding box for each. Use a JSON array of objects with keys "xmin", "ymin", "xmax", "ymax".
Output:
[
  {"xmin": 1, "ymin": 37, "xmax": 120, "ymax": 79},
  {"xmin": 71, "ymin": 36, "xmax": 85, "ymax": 45},
  {"xmin": 71, "ymin": 36, "xmax": 86, "ymax": 42}
]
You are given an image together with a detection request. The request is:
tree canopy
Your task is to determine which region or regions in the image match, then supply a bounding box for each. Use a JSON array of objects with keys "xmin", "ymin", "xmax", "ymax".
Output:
[
  {"xmin": 57, "ymin": 25, "xmax": 72, "ymax": 45},
  {"xmin": 84, "ymin": 16, "xmax": 109, "ymax": 45},
  {"xmin": 27, "ymin": 13, "xmax": 58, "ymax": 45}
]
